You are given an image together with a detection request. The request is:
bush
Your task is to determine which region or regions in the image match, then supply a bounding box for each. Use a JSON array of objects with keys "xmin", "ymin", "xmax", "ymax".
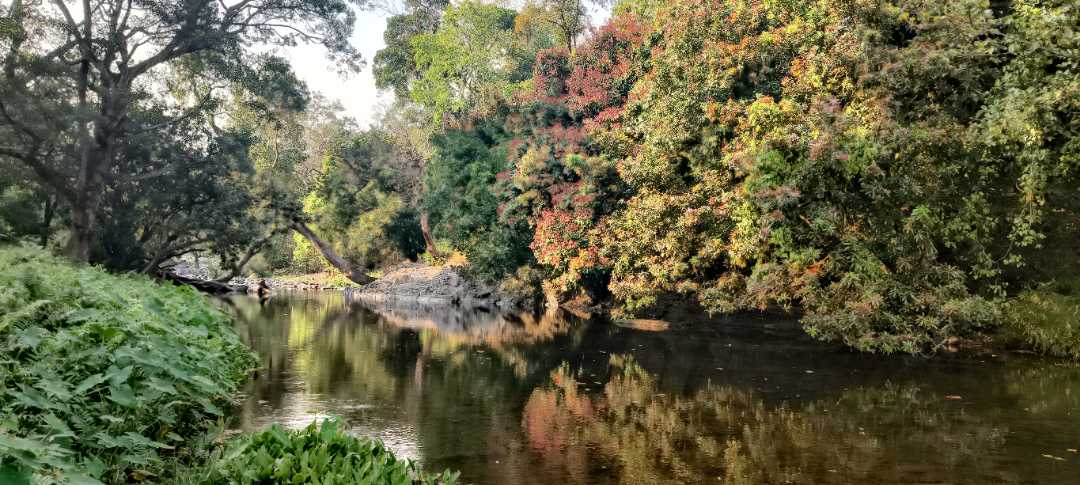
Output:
[
  {"xmin": 198, "ymin": 419, "xmax": 458, "ymax": 484},
  {"xmin": 0, "ymin": 246, "xmax": 255, "ymax": 484},
  {"xmin": 1004, "ymin": 283, "xmax": 1080, "ymax": 359}
]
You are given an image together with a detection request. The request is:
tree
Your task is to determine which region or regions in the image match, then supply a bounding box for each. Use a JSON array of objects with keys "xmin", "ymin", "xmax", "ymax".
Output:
[
  {"xmin": 304, "ymin": 129, "xmax": 426, "ymax": 269},
  {"xmin": 973, "ymin": 0, "xmax": 1080, "ymax": 276},
  {"xmin": 0, "ymin": 156, "xmax": 55, "ymax": 247},
  {"xmin": 536, "ymin": 0, "xmax": 587, "ymax": 53},
  {"xmin": 409, "ymin": 1, "xmax": 519, "ymax": 124},
  {"xmin": 372, "ymin": 0, "xmax": 448, "ymax": 99},
  {"xmin": 423, "ymin": 116, "xmax": 535, "ymax": 280},
  {"xmin": 374, "ymin": 101, "xmax": 447, "ymax": 257},
  {"xmin": 443, "ymin": 0, "xmax": 1078, "ymax": 353},
  {"xmin": 0, "ymin": 0, "xmax": 367, "ymax": 262}
]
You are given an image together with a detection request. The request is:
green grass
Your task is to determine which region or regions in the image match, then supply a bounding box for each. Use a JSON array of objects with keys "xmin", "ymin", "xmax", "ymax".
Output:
[
  {"xmin": 176, "ymin": 419, "xmax": 459, "ymax": 485},
  {"xmin": 1004, "ymin": 280, "xmax": 1080, "ymax": 359},
  {"xmin": 0, "ymin": 246, "xmax": 256, "ymax": 484}
]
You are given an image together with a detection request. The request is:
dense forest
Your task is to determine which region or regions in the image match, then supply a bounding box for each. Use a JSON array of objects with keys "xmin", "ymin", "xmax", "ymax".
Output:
[{"xmin": 2, "ymin": 0, "xmax": 1079, "ymax": 355}]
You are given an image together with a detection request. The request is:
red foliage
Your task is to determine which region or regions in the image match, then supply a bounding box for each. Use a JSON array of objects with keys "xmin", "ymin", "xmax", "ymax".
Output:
[
  {"xmin": 501, "ymin": 13, "xmax": 651, "ymax": 289},
  {"xmin": 529, "ymin": 48, "xmax": 572, "ymax": 104},
  {"xmin": 564, "ymin": 15, "xmax": 647, "ymax": 120},
  {"xmin": 531, "ymin": 208, "xmax": 604, "ymax": 275}
]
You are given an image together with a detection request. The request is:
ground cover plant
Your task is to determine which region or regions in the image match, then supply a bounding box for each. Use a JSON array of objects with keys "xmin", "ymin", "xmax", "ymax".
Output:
[
  {"xmin": 194, "ymin": 419, "xmax": 459, "ymax": 485},
  {"xmin": 0, "ymin": 246, "xmax": 255, "ymax": 483}
]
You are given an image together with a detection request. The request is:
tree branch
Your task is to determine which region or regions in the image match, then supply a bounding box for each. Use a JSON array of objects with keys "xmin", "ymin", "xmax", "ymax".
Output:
[{"xmin": 292, "ymin": 219, "xmax": 374, "ymax": 284}]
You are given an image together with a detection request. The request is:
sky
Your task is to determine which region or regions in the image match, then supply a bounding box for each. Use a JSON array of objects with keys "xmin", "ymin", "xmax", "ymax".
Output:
[
  {"xmin": 278, "ymin": 4, "xmax": 613, "ymax": 128},
  {"xmin": 278, "ymin": 10, "xmax": 396, "ymax": 128}
]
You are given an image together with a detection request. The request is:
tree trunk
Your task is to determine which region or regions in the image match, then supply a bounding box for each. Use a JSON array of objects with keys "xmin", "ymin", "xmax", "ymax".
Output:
[
  {"xmin": 419, "ymin": 211, "xmax": 441, "ymax": 258},
  {"xmin": 291, "ymin": 220, "xmax": 374, "ymax": 285},
  {"xmin": 66, "ymin": 201, "xmax": 95, "ymax": 261},
  {"xmin": 67, "ymin": 53, "xmax": 95, "ymax": 262},
  {"xmin": 39, "ymin": 195, "xmax": 54, "ymax": 248}
]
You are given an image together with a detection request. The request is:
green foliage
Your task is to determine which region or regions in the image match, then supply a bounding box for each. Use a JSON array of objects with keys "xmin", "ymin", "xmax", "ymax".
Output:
[
  {"xmin": 423, "ymin": 120, "xmax": 535, "ymax": 281},
  {"xmin": 92, "ymin": 103, "xmax": 264, "ymax": 273},
  {"xmin": 0, "ymin": 247, "xmax": 256, "ymax": 483},
  {"xmin": 385, "ymin": 210, "xmax": 428, "ymax": 262},
  {"xmin": 410, "ymin": 1, "xmax": 523, "ymax": 123},
  {"xmin": 291, "ymin": 230, "xmax": 331, "ymax": 274},
  {"xmin": 301, "ymin": 130, "xmax": 428, "ymax": 270},
  {"xmin": 1, "ymin": 0, "xmax": 365, "ymax": 264},
  {"xmin": 373, "ymin": 1, "xmax": 451, "ymax": 99},
  {"xmin": 424, "ymin": 125, "xmax": 508, "ymax": 244},
  {"xmin": 1004, "ymin": 281, "xmax": 1080, "ymax": 359},
  {"xmin": 974, "ymin": 0, "xmax": 1080, "ymax": 253},
  {"xmin": 0, "ymin": 185, "xmax": 42, "ymax": 242},
  {"xmin": 199, "ymin": 419, "xmax": 458, "ymax": 484}
]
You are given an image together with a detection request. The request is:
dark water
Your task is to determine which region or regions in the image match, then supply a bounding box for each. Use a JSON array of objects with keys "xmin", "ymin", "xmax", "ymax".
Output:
[{"xmin": 226, "ymin": 291, "xmax": 1080, "ymax": 484}]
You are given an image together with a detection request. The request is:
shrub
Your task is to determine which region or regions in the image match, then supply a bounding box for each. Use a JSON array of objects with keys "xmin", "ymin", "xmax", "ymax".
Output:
[
  {"xmin": 199, "ymin": 419, "xmax": 459, "ymax": 484},
  {"xmin": 0, "ymin": 246, "xmax": 255, "ymax": 484},
  {"xmin": 1004, "ymin": 283, "xmax": 1080, "ymax": 359}
]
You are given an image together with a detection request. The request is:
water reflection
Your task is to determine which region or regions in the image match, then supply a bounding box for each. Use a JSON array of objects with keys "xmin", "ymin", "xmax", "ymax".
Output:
[
  {"xmin": 227, "ymin": 292, "xmax": 1080, "ymax": 484},
  {"xmin": 524, "ymin": 357, "xmax": 1014, "ymax": 484}
]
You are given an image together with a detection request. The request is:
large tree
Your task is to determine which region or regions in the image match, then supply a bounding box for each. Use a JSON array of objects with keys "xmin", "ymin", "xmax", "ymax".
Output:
[{"xmin": 0, "ymin": 0, "xmax": 366, "ymax": 261}]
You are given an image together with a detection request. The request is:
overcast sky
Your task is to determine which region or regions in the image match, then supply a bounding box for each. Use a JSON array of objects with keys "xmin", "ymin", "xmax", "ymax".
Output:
[{"xmin": 277, "ymin": 4, "xmax": 612, "ymax": 127}]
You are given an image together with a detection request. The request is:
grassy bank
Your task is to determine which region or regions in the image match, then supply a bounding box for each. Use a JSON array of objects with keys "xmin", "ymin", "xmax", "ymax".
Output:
[{"xmin": 0, "ymin": 247, "xmax": 456, "ymax": 484}]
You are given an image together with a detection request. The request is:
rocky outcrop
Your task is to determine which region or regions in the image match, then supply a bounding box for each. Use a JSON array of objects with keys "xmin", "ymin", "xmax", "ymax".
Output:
[{"xmin": 351, "ymin": 263, "xmax": 529, "ymax": 310}]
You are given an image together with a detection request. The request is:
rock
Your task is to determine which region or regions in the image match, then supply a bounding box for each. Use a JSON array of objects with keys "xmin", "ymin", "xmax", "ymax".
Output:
[{"xmin": 351, "ymin": 263, "xmax": 532, "ymax": 311}]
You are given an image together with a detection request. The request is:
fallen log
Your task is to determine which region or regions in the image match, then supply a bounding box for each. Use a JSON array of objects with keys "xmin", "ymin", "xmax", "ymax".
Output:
[{"xmin": 161, "ymin": 272, "xmax": 247, "ymax": 294}]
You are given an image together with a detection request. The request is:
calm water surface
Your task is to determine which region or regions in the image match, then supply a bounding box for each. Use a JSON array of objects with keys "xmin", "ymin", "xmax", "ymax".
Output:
[{"xmin": 226, "ymin": 291, "xmax": 1080, "ymax": 484}]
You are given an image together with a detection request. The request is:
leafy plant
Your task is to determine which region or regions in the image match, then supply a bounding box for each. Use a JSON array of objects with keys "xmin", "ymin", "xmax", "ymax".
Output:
[
  {"xmin": 200, "ymin": 419, "xmax": 459, "ymax": 485},
  {"xmin": 1004, "ymin": 282, "xmax": 1080, "ymax": 359},
  {"xmin": 0, "ymin": 246, "xmax": 256, "ymax": 483}
]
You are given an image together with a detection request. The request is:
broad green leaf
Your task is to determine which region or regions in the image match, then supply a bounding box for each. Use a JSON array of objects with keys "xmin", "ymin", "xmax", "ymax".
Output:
[
  {"xmin": 0, "ymin": 463, "xmax": 31, "ymax": 485},
  {"xmin": 107, "ymin": 383, "xmax": 137, "ymax": 408},
  {"xmin": 74, "ymin": 373, "xmax": 108, "ymax": 394},
  {"xmin": 43, "ymin": 413, "xmax": 75, "ymax": 439}
]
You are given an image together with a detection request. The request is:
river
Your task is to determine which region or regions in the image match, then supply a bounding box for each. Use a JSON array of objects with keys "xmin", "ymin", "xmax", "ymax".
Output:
[{"xmin": 225, "ymin": 291, "xmax": 1080, "ymax": 484}]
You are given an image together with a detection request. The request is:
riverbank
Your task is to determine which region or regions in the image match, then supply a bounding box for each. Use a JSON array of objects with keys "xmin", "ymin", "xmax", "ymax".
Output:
[
  {"xmin": 231, "ymin": 271, "xmax": 365, "ymax": 291},
  {"xmin": 351, "ymin": 263, "xmax": 529, "ymax": 310},
  {"xmin": 229, "ymin": 264, "xmax": 526, "ymax": 307},
  {"xmin": 0, "ymin": 247, "xmax": 457, "ymax": 484},
  {"xmin": 256, "ymin": 262, "xmax": 1080, "ymax": 360}
]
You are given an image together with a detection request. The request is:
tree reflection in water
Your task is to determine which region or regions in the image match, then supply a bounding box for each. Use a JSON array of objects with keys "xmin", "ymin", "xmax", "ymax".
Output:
[
  {"xmin": 523, "ymin": 355, "xmax": 1080, "ymax": 484},
  {"xmin": 227, "ymin": 292, "xmax": 1080, "ymax": 485}
]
